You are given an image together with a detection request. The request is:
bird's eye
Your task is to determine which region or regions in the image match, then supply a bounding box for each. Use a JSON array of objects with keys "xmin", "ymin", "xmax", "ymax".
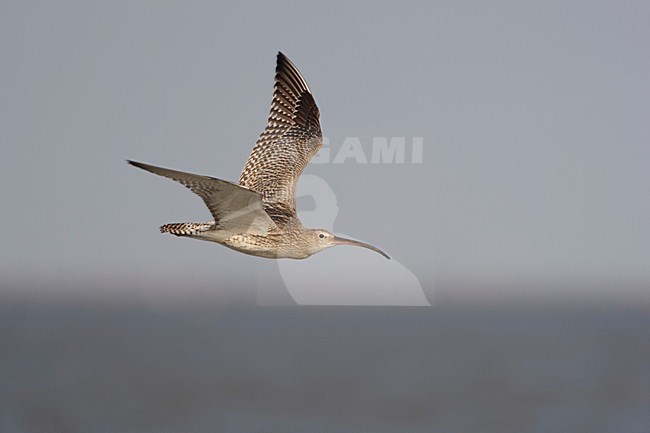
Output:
[{"xmin": 319, "ymin": 233, "xmax": 325, "ymax": 239}]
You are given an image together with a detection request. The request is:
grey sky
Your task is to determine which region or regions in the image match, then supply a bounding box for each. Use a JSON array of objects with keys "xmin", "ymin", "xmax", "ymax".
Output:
[{"xmin": 1, "ymin": 1, "xmax": 648, "ymax": 303}]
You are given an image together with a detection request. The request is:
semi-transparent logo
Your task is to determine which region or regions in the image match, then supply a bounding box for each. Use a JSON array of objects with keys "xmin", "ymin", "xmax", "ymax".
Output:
[
  {"xmin": 311, "ymin": 137, "xmax": 424, "ymax": 164},
  {"xmin": 257, "ymin": 173, "xmax": 431, "ymax": 306}
]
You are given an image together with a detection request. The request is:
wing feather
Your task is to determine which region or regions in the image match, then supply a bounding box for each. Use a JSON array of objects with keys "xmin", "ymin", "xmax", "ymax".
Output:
[
  {"xmin": 239, "ymin": 52, "xmax": 323, "ymax": 226},
  {"xmin": 128, "ymin": 160, "xmax": 277, "ymax": 234}
]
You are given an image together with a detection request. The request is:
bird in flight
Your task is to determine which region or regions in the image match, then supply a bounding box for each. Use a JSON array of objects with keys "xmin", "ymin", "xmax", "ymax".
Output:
[{"xmin": 128, "ymin": 52, "xmax": 389, "ymax": 260}]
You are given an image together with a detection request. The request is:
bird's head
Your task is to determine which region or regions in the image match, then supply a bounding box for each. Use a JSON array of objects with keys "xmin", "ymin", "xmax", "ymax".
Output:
[{"xmin": 306, "ymin": 229, "xmax": 390, "ymax": 260}]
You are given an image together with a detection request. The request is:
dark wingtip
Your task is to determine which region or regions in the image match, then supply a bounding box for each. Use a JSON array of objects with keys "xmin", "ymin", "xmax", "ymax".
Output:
[
  {"xmin": 276, "ymin": 51, "xmax": 290, "ymax": 70},
  {"xmin": 127, "ymin": 160, "xmax": 148, "ymax": 171}
]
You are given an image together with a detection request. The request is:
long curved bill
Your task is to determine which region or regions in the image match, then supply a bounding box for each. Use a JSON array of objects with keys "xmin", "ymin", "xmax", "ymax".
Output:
[{"xmin": 333, "ymin": 236, "xmax": 390, "ymax": 260}]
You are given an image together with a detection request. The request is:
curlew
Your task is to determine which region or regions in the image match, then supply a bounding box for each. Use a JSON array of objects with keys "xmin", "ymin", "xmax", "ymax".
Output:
[{"xmin": 128, "ymin": 52, "xmax": 389, "ymax": 260}]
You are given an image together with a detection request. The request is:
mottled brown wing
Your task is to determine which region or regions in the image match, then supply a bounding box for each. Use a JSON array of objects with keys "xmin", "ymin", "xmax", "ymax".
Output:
[
  {"xmin": 239, "ymin": 52, "xmax": 323, "ymax": 226},
  {"xmin": 128, "ymin": 160, "xmax": 278, "ymax": 234}
]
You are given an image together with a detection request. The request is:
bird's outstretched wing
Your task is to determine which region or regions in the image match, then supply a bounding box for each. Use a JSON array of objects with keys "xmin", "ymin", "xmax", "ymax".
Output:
[
  {"xmin": 129, "ymin": 160, "xmax": 278, "ymax": 235},
  {"xmin": 239, "ymin": 52, "xmax": 323, "ymax": 226}
]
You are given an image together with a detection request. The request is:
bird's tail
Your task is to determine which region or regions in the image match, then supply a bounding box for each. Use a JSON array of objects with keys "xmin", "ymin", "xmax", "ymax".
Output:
[{"xmin": 160, "ymin": 222, "xmax": 215, "ymax": 237}]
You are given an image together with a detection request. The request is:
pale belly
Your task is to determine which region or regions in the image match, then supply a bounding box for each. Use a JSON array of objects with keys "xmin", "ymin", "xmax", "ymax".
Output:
[
  {"xmin": 223, "ymin": 236, "xmax": 281, "ymax": 258},
  {"xmin": 214, "ymin": 233, "xmax": 284, "ymax": 259},
  {"xmin": 190, "ymin": 231, "xmax": 308, "ymax": 259}
]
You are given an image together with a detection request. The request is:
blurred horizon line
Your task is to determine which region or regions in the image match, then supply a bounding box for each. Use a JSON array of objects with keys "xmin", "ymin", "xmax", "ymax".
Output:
[{"xmin": 1, "ymin": 275, "xmax": 649, "ymax": 310}]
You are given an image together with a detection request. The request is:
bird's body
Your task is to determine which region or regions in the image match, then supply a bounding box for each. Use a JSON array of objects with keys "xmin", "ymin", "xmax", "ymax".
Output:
[
  {"xmin": 129, "ymin": 53, "xmax": 388, "ymax": 260},
  {"xmin": 159, "ymin": 219, "xmax": 321, "ymax": 259}
]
